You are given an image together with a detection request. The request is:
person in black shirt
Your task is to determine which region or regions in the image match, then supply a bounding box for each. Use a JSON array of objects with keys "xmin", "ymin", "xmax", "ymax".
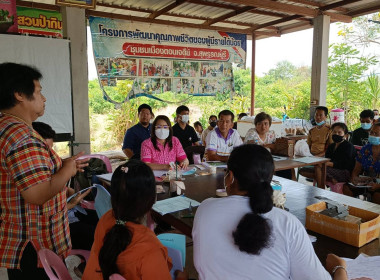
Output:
[
  {"xmin": 325, "ymin": 122, "xmax": 356, "ymax": 183},
  {"xmin": 172, "ymin": 105, "xmax": 200, "ymax": 149},
  {"xmin": 350, "ymin": 109, "xmax": 374, "ymax": 146}
]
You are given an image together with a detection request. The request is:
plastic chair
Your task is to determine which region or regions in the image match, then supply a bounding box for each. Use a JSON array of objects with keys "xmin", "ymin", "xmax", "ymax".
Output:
[
  {"xmin": 109, "ymin": 274, "xmax": 126, "ymax": 280},
  {"xmin": 158, "ymin": 233, "xmax": 186, "ymax": 279},
  {"xmin": 78, "ymin": 154, "xmax": 113, "ymax": 173}
]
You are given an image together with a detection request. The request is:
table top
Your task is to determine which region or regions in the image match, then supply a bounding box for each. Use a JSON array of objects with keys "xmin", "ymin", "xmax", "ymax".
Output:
[
  {"xmin": 274, "ymin": 156, "xmax": 330, "ymax": 171},
  {"xmin": 153, "ymin": 168, "xmax": 380, "ymax": 263}
]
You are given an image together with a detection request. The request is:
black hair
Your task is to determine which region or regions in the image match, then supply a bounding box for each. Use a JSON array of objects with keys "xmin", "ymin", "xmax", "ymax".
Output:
[
  {"xmin": 331, "ymin": 122, "xmax": 348, "ymax": 134},
  {"xmin": 238, "ymin": 113, "xmax": 248, "ymax": 119},
  {"xmin": 98, "ymin": 160, "xmax": 156, "ymax": 280},
  {"xmin": 209, "ymin": 115, "xmax": 217, "ymax": 121},
  {"xmin": 315, "ymin": 106, "xmax": 328, "ymax": 116},
  {"xmin": 373, "ymin": 109, "xmax": 378, "ymax": 112},
  {"xmin": 254, "ymin": 112, "xmax": 272, "ymax": 126},
  {"xmin": 0, "ymin": 63, "xmax": 42, "ymax": 110},
  {"xmin": 228, "ymin": 144, "xmax": 274, "ymax": 255},
  {"xmin": 176, "ymin": 105, "xmax": 190, "ymax": 115},
  {"xmin": 151, "ymin": 115, "xmax": 173, "ymax": 151},
  {"xmin": 218, "ymin": 110, "xmax": 235, "ymax": 122},
  {"xmin": 360, "ymin": 109, "xmax": 374, "ymax": 120},
  {"xmin": 138, "ymin": 104, "xmax": 153, "ymax": 114},
  {"xmin": 32, "ymin": 122, "xmax": 56, "ymax": 139},
  {"xmin": 193, "ymin": 121, "xmax": 202, "ymax": 128}
]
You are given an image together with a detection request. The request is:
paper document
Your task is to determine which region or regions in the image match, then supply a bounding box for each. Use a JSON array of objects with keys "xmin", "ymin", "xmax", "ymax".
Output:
[
  {"xmin": 97, "ymin": 173, "xmax": 113, "ymax": 182},
  {"xmin": 153, "ymin": 170, "xmax": 168, "ymax": 177},
  {"xmin": 292, "ymin": 156, "xmax": 326, "ymax": 164},
  {"xmin": 346, "ymin": 254, "xmax": 380, "ymax": 279},
  {"xmin": 272, "ymin": 155, "xmax": 288, "ymax": 161},
  {"xmin": 153, "ymin": 196, "xmax": 200, "ymax": 215}
]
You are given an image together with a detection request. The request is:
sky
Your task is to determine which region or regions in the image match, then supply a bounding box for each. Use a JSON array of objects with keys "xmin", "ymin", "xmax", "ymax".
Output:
[{"xmin": 87, "ymin": 22, "xmax": 378, "ymax": 80}]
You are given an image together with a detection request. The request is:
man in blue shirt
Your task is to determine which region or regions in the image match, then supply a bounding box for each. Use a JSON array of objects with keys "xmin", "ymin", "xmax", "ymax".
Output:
[{"xmin": 122, "ymin": 104, "xmax": 153, "ymax": 159}]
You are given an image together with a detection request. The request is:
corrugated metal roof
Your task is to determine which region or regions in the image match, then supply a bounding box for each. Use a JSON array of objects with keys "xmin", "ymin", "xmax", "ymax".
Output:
[{"xmin": 17, "ymin": 0, "xmax": 380, "ymax": 40}]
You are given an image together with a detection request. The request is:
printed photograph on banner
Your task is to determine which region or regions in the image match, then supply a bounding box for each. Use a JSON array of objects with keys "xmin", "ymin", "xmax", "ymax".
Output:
[
  {"xmin": 173, "ymin": 61, "xmax": 199, "ymax": 78},
  {"xmin": 142, "ymin": 78, "xmax": 171, "ymax": 94},
  {"xmin": 181, "ymin": 79, "xmax": 195, "ymax": 94},
  {"xmin": 200, "ymin": 62, "xmax": 226, "ymax": 78},
  {"xmin": 96, "ymin": 58, "xmax": 109, "ymax": 77},
  {"xmin": 109, "ymin": 58, "xmax": 137, "ymax": 77},
  {"xmin": 143, "ymin": 59, "xmax": 172, "ymax": 77}
]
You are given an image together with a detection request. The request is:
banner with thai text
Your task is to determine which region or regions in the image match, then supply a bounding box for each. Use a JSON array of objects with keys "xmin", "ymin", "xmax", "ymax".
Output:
[
  {"xmin": 0, "ymin": 0, "xmax": 17, "ymax": 33},
  {"xmin": 17, "ymin": 7, "xmax": 62, "ymax": 38},
  {"xmin": 89, "ymin": 16, "xmax": 246, "ymax": 98}
]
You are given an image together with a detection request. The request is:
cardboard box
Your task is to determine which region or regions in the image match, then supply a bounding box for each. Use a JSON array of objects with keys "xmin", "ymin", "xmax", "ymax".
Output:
[{"xmin": 306, "ymin": 201, "xmax": 380, "ymax": 247}]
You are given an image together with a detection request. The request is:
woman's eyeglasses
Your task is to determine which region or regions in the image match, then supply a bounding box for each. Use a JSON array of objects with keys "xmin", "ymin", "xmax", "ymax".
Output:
[{"xmin": 155, "ymin": 125, "xmax": 169, "ymax": 129}]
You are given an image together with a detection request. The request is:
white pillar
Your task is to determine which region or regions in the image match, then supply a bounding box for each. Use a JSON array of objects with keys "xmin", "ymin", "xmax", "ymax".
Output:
[
  {"xmin": 310, "ymin": 15, "xmax": 330, "ymax": 116},
  {"xmin": 61, "ymin": 7, "xmax": 91, "ymax": 155}
]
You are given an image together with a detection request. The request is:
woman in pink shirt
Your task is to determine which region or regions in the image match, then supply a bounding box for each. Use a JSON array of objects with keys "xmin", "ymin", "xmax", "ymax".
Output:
[{"xmin": 141, "ymin": 115, "xmax": 189, "ymax": 170}]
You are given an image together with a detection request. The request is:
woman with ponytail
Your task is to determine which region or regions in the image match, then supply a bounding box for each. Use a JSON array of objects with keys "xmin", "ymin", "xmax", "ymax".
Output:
[
  {"xmin": 83, "ymin": 160, "xmax": 187, "ymax": 280},
  {"xmin": 192, "ymin": 144, "xmax": 347, "ymax": 280}
]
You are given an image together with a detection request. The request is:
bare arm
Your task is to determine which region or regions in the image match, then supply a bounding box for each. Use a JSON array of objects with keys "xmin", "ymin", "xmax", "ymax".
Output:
[
  {"xmin": 123, "ymin": 148, "xmax": 134, "ymax": 159},
  {"xmin": 21, "ymin": 152, "xmax": 88, "ymax": 205},
  {"xmin": 207, "ymin": 150, "xmax": 229, "ymax": 162},
  {"xmin": 351, "ymin": 161, "xmax": 362, "ymax": 184},
  {"xmin": 326, "ymin": 254, "xmax": 348, "ymax": 280}
]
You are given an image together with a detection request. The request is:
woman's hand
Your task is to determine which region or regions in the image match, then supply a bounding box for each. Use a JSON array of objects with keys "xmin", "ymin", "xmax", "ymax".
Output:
[
  {"xmin": 326, "ymin": 254, "xmax": 347, "ymax": 280},
  {"xmin": 174, "ymin": 270, "xmax": 188, "ymax": 280},
  {"xmin": 368, "ymin": 182, "xmax": 380, "ymax": 191},
  {"xmin": 62, "ymin": 152, "xmax": 89, "ymax": 177},
  {"xmin": 67, "ymin": 188, "xmax": 92, "ymax": 210},
  {"xmin": 179, "ymin": 158, "xmax": 189, "ymax": 170}
]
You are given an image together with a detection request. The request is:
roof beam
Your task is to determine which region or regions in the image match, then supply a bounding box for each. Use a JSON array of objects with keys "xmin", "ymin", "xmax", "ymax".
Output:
[
  {"xmin": 149, "ymin": 0, "xmax": 188, "ymax": 19},
  {"xmin": 253, "ymin": 15, "xmax": 304, "ymax": 30},
  {"xmin": 322, "ymin": 11, "xmax": 352, "ymax": 23},
  {"xmin": 222, "ymin": 0, "xmax": 318, "ymax": 17},
  {"xmin": 86, "ymin": 10, "xmax": 253, "ymax": 34},
  {"xmin": 347, "ymin": 4, "xmax": 380, "ymax": 17},
  {"xmin": 319, "ymin": 0, "xmax": 361, "ymax": 11},
  {"xmin": 204, "ymin": 6, "xmax": 254, "ymax": 26},
  {"xmin": 285, "ymin": 0, "xmax": 348, "ymax": 13}
]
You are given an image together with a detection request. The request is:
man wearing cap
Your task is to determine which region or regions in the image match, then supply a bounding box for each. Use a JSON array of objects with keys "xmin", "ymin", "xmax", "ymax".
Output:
[{"xmin": 122, "ymin": 104, "xmax": 153, "ymax": 159}]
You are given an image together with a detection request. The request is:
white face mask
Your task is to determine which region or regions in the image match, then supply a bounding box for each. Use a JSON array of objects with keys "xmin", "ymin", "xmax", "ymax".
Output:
[
  {"xmin": 149, "ymin": 119, "xmax": 154, "ymax": 124},
  {"xmin": 181, "ymin": 114, "xmax": 189, "ymax": 123},
  {"xmin": 155, "ymin": 128, "xmax": 169, "ymax": 140},
  {"xmin": 375, "ymin": 115, "xmax": 379, "ymax": 120}
]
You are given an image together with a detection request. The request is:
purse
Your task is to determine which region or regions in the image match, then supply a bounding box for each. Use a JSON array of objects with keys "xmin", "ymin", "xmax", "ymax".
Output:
[{"xmin": 273, "ymin": 137, "xmax": 295, "ymax": 157}]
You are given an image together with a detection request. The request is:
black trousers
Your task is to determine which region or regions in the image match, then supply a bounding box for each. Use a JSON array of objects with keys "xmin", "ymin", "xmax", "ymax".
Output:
[
  {"xmin": 69, "ymin": 209, "xmax": 98, "ymax": 250},
  {"xmin": 7, "ymin": 242, "xmax": 49, "ymax": 280}
]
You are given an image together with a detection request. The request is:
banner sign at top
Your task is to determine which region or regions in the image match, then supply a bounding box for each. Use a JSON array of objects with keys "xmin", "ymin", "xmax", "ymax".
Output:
[{"xmin": 89, "ymin": 16, "xmax": 247, "ymax": 97}]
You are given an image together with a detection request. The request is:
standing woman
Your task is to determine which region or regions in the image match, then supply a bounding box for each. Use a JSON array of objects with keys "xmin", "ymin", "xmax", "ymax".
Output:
[
  {"xmin": 192, "ymin": 144, "xmax": 347, "ymax": 280},
  {"xmin": 244, "ymin": 112, "xmax": 276, "ymax": 151},
  {"xmin": 141, "ymin": 115, "xmax": 189, "ymax": 170}
]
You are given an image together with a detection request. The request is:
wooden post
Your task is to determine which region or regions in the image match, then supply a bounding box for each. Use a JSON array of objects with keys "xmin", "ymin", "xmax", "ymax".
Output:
[{"xmin": 250, "ymin": 33, "xmax": 256, "ymax": 116}]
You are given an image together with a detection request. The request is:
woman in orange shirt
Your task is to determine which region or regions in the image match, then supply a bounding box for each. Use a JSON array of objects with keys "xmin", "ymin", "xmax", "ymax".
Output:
[{"xmin": 83, "ymin": 160, "xmax": 187, "ymax": 280}]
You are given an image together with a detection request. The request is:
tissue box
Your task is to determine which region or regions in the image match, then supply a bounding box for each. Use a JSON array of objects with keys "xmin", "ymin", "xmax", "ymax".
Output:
[{"xmin": 306, "ymin": 201, "xmax": 380, "ymax": 247}]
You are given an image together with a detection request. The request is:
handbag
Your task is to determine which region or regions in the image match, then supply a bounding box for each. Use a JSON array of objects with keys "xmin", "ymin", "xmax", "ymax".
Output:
[{"xmin": 272, "ymin": 137, "xmax": 295, "ymax": 157}]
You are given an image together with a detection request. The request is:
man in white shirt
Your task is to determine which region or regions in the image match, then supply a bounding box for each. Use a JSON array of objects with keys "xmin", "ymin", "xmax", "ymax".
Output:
[{"xmin": 206, "ymin": 110, "xmax": 243, "ymax": 162}]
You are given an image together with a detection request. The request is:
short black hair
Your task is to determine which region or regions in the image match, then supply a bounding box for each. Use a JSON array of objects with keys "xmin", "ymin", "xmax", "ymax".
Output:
[
  {"xmin": 218, "ymin": 110, "xmax": 234, "ymax": 122},
  {"xmin": 331, "ymin": 122, "xmax": 348, "ymax": 134},
  {"xmin": 193, "ymin": 121, "xmax": 202, "ymax": 128},
  {"xmin": 176, "ymin": 105, "xmax": 190, "ymax": 115},
  {"xmin": 360, "ymin": 109, "xmax": 374, "ymax": 120},
  {"xmin": 374, "ymin": 109, "xmax": 378, "ymax": 112},
  {"xmin": 32, "ymin": 122, "xmax": 56, "ymax": 139},
  {"xmin": 209, "ymin": 115, "xmax": 217, "ymax": 121},
  {"xmin": 138, "ymin": 104, "xmax": 152, "ymax": 114},
  {"xmin": 238, "ymin": 113, "xmax": 248, "ymax": 119},
  {"xmin": 315, "ymin": 106, "xmax": 328, "ymax": 116},
  {"xmin": 0, "ymin": 63, "xmax": 42, "ymax": 110},
  {"xmin": 254, "ymin": 112, "xmax": 272, "ymax": 126}
]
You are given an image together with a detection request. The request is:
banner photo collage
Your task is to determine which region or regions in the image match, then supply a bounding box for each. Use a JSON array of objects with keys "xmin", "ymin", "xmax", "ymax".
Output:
[{"xmin": 89, "ymin": 16, "xmax": 246, "ymax": 97}]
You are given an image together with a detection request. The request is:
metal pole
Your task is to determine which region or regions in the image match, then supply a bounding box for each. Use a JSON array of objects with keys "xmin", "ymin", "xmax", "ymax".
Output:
[{"xmin": 250, "ymin": 33, "xmax": 256, "ymax": 115}]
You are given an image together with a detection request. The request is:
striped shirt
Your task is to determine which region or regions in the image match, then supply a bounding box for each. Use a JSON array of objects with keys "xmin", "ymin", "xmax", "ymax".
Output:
[
  {"xmin": 141, "ymin": 136, "xmax": 187, "ymax": 164},
  {"xmin": 0, "ymin": 114, "xmax": 70, "ymax": 269},
  {"xmin": 206, "ymin": 128, "xmax": 243, "ymax": 157}
]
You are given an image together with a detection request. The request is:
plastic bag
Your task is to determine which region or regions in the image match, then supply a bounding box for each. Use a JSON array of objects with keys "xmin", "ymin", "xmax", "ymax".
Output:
[{"xmin": 294, "ymin": 139, "xmax": 313, "ymax": 156}]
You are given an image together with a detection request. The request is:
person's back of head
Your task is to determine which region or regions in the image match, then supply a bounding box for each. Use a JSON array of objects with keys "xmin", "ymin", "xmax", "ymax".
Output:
[
  {"xmin": 99, "ymin": 160, "xmax": 156, "ymax": 280},
  {"xmin": 238, "ymin": 113, "xmax": 248, "ymax": 120},
  {"xmin": 0, "ymin": 62, "xmax": 42, "ymax": 110},
  {"xmin": 32, "ymin": 122, "xmax": 56, "ymax": 139},
  {"xmin": 227, "ymin": 144, "xmax": 274, "ymax": 255}
]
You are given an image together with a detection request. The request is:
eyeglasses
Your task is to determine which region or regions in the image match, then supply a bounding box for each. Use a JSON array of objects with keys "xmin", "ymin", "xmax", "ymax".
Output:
[{"xmin": 155, "ymin": 125, "xmax": 169, "ymax": 129}]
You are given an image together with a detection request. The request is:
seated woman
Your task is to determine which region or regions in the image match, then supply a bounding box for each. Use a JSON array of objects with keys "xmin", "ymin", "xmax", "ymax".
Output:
[
  {"xmin": 244, "ymin": 112, "xmax": 276, "ymax": 151},
  {"xmin": 83, "ymin": 160, "xmax": 187, "ymax": 280},
  {"xmin": 192, "ymin": 144, "xmax": 347, "ymax": 280},
  {"xmin": 325, "ymin": 122, "xmax": 356, "ymax": 184},
  {"xmin": 141, "ymin": 115, "xmax": 189, "ymax": 170},
  {"xmin": 347, "ymin": 122, "xmax": 380, "ymax": 204}
]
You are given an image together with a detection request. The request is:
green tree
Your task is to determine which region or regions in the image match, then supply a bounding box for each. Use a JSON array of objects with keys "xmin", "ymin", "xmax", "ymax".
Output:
[
  {"xmin": 327, "ymin": 43, "xmax": 378, "ymax": 130},
  {"xmin": 266, "ymin": 61, "xmax": 297, "ymax": 80},
  {"xmin": 365, "ymin": 72, "xmax": 380, "ymax": 109}
]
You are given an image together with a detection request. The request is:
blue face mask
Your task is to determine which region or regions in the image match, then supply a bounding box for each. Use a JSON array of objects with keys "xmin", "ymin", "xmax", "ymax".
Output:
[
  {"xmin": 315, "ymin": 120, "xmax": 325, "ymax": 126},
  {"xmin": 361, "ymin": 123, "xmax": 372, "ymax": 130},
  {"xmin": 368, "ymin": 135, "xmax": 380, "ymax": 146}
]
